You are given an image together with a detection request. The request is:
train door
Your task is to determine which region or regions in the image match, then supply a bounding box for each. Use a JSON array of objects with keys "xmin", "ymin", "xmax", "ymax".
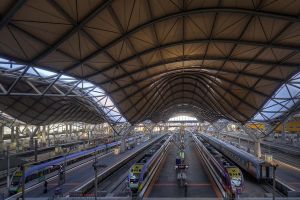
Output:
[
  {"xmin": 260, "ymin": 165, "xmax": 263, "ymax": 180},
  {"xmin": 248, "ymin": 162, "xmax": 257, "ymax": 178},
  {"xmin": 262, "ymin": 164, "xmax": 272, "ymax": 180},
  {"xmin": 38, "ymin": 171, "xmax": 46, "ymax": 182}
]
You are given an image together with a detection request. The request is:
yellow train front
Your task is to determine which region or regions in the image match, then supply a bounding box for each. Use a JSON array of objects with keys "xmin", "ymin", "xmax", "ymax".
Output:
[
  {"xmin": 197, "ymin": 135, "xmax": 245, "ymax": 198},
  {"xmin": 210, "ymin": 149, "xmax": 245, "ymax": 198},
  {"xmin": 128, "ymin": 163, "xmax": 144, "ymax": 192},
  {"xmin": 9, "ymin": 167, "xmax": 23, "ymax": 195},
  {"xmin": 128, "ymin": 144, "xmax": 163, "ymax": 193},
  {"xmin": 224, "ymin": 167, "xmax": 244, "ymax": 196}
]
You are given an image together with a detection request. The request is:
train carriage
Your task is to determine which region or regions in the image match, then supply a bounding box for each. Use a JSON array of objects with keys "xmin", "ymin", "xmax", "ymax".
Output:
[
  {"xmin": 128, "ymin": 137, "xmax": 169, "ymax": 193},
  {"xmin": 195, "ymin": 136, "xmax": 244, "ymax": 197},
  {"xmin": 9, "ymin": 135, "xmax": 143, "ymax": 195},
  {"xmin": 200, "ymin": 133, "xmax": 272, "ymax": 181}
]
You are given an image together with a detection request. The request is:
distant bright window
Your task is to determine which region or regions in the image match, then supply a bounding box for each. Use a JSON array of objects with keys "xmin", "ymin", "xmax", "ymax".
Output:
[{"xmin": 168, "ymin": 115, "xmax": 198, "ymax": 122}]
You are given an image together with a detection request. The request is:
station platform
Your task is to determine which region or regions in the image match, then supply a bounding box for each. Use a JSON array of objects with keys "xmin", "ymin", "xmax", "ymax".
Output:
[{"xmin": 146, "ymin": 135, "xmax": 218, "ymax": 198}]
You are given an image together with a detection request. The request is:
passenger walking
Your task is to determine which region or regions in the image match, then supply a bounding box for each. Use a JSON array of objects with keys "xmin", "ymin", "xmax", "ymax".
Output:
[{"xmin": 43, "ymin": 180, "xmax": 48, "ymax": 193}]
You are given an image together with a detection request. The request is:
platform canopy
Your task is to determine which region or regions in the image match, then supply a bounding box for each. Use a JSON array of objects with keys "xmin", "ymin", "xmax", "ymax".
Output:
[{"xmin": 0, "ymin": 0, "xmax": 300, "ymax": 124}]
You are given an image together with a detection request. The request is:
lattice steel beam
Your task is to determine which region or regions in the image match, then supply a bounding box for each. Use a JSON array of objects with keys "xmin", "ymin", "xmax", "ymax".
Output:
[{"xmin": 0, "ymin": 0, "xmax": 26, "ymax": 30}]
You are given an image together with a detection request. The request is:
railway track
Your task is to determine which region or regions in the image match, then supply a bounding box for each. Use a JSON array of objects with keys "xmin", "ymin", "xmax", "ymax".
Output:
[
  {"xmin": 272, "ymin": 153, "xmax": 300, "ymax": 169},
  {"xmin": 0, "ymin": 180, "xmax": 5, "ymax": 187},
  {"xmin": 84, "ymin": 136, "xmax": 170, "ymax": 198},
  {"xmin": 261, "ymin": 181, "xmax": 285, "ymax": 197},
  {"xmin": 88, "ymin": 159, "xmax": 133, "ymax": 197},
  {"xmin": 108, "ymin": 174, "xmax": 129, "ymax": 196}
]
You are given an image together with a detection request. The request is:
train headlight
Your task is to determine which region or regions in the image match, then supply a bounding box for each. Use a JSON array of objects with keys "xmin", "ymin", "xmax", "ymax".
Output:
[{"xmin": 231, "ymin": 179, "xmax": 241, "ymax": 187}]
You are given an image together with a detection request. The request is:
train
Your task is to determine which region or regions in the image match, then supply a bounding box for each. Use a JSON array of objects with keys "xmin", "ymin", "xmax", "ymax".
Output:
[
  {"xmin": 194, "ymin": 135, "xmax": 244, "ymax": 197},
  {"xmin": 128, "ymin": 138, "xmax": 168, "ymax": 193},
  {"xmin": 199, "ymin": 133, "xmax": 272, "ymax": 181},
  {"xmin": 9, "ymin": 135, "xmax": 143, "ymax": 195}
]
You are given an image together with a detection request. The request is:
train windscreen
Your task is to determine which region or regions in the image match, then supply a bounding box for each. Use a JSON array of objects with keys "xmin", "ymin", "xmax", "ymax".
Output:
[
  {"xmin": 130, "ymin": 176, "xmax": 139, "ymax": 184},
  {"xmin": 11, "ymin": 176, "xmax": 21, "ymax": 186}
]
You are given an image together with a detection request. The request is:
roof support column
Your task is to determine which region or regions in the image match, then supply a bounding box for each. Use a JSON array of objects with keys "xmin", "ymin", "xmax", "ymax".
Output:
[
  {"xmin": 65, "ymin": 123, "xmax": 69, "ymax": 141},
  {"xmin": 10, "ymin": 126, "xmax": 15, "ymax": 144},
  {"xmin": 76, "ymin": 127, "xmax": 80, "ymax": 141},
  {"xmin": 29, "ymin": 129, "xmax": 34, "ymax": 150},
  {"xmin": 238, "ymin": 124, "xmax": 262, "ymax": 158},
  {"xmin": 41, "ymin": 126, "xmax": 46, "ymax": 146},
  {"xmin": 106, "ymin": 125, "xmax": 111, "ymax": 135},
  {"xmin": 281, "ymin": 120, "xmax": 286, "ymax": 142},
  {"xmin": 120, "ymin": 136, "xmax": 126, "ymax": 153},
  {"xmin": 29, "ymin": 127, "xmax": 39, "ymax": 150},
  {"xmin": 87, "ymin": 130, "xmax": 91, "ymax": 147},
  {"xmin": 254, "ymin": 138, "xmax": 262, "ymax": 158},
  {"xmin": 69, "ymin": 124, "xmax": 72, "ymax": 133},
  {"xmin": 212, "ymin": 124, "xmax": 221, "ymax": 139},
  {"xmin": 52, "ymin": 128, "xmax": 56, "ymax": 146},
  {"xmin": 164, "ymin": 125, "xmax": 168, "ymax": 132},
  {"xmin": 211, "ymin": 120, "xmax": 230, "ymax": 139},
  {"xmin": 198, "ymin": 124, "xmax": 201, "ymax": 133},
  {"xmin": 119, "ymin": 125, "xmax": 134, "ymax": 153},
  {"xmin": 143, "ymin": 123, "xmax": 155, "ymax": 136},
  {"xmin": 65, "ymin": 123, "xmax": 71, "ymax": 142},
  {"xmin": 15, "ymin": 126, "xmax": 20, "ymax": 152},
  {"xmin": 46, "ymin": 125, "xmax": 50, "ymax": 147},
  {"xmin": 0, "ymin": 125, "xmax": 4, "ymax": 153}
]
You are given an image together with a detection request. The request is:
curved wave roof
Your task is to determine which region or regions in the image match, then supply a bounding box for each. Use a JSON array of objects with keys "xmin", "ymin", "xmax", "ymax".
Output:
[
  {"xmin": 0, "ymin": 58, "xmax": 126, "ymax": 125},
  {"xmin": 0, "ymin": 0, "xmax": 300, "ymax": 124}
]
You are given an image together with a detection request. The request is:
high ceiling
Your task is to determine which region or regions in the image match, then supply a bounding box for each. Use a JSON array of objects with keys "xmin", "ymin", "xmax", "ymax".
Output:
[{"xmin": 0, "ymin": 0, "xmax": 300, "ymax": 124}]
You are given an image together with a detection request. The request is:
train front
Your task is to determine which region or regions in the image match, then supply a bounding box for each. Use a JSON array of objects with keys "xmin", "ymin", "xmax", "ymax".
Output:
[
  {"xmin": 128, "ymin": 164, "xmax": 143, "ymax": 192},
  {"xmin": 226, "ymin": 167, "xmax": 244, "ymax": 196},
  {"xmin": 9, "ymin": 168, "xmax": 23, "ymax": 195}
]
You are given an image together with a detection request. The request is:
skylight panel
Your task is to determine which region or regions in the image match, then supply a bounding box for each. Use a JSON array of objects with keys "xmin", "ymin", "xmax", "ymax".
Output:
[
  {"xmin": 252, "ymin": 71, "xmax": 300, "ymax": 122},
  {"xmin": 35, "ymin": 68, "xmax": 57, "ymax": 77}
]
